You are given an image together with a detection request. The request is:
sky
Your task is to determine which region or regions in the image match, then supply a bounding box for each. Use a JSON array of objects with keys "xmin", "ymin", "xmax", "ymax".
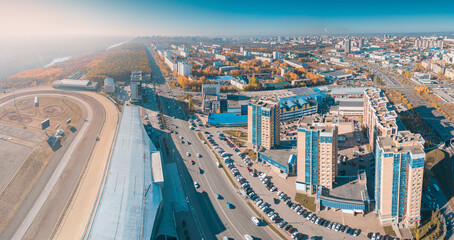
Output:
[{"xmin": 2, "ymin": 0, "xmax": 454, "ymax": 37}]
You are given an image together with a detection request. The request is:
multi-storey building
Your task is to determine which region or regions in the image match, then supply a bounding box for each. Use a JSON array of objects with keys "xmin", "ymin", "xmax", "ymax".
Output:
[
  {"xmin": 296, "ymin": 114, "xmax": 338, "ymax": 194},
  {"xmin": 248, "ymin": 99, "xmax": 280, "ymax": 150},
  {"xmin": 130, "ymin": 70, "xmax": 142, "ymax": 103},
  {"xmin": 177, "ymin": 62, "xmax": 192, "ymax": 76},
  {"xmin": 363, "ymin": 88, "xmax": 398, "ymax": 152},
  {"xmin": 104, "ymin": 77, "xmax": 115, "ymax": 94},
  {"xmin": 375, "ymin": 131, "xmax": 425, "ymax": 227}
]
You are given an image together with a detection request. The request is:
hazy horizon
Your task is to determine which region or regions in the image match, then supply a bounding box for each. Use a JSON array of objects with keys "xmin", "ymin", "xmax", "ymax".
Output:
[{"xmin": 2, "ymin": 0, "xmax": 454, "ymax": 37}]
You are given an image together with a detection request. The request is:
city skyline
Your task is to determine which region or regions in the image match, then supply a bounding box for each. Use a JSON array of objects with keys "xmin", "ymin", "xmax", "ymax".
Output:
[{"xmin": 2, "ymin": 0, "xmax": 454, "ymax": 37}]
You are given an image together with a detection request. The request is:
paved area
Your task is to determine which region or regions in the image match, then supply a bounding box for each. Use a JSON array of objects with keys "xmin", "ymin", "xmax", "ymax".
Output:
[
  {"xmin": 206, "ymin": 129, "xmax": 378, "ymax": 239},
  {"xmin": 0, "ymin": 88, "xmax": 106, "ymax": 240},
  {"xmin": 431, "ymin": 87, "xmax": 454, "ymax": 103},
  {"xmin": 400, "ymin": 89, "xmax": 454, "ymax": 141},
  {"xmin": 53, "ymin": 91, "xmax": 118, "ymax": 240},
  {"xmin": 0, "ymin": 124, "xmax": 43, "ymax": 142},
  {"xmin": 0, "ymin": 141, "xmax": 33, "ymax": 194}
]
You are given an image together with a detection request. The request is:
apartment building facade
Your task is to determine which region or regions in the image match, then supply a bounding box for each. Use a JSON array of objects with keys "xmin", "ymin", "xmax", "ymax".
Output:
[
  {"xmin": 248, "ymin": 99, "xmax": 280, "ymax": 150},
  {"xmin": 363, "ymin": 88, "xmax": 398, "ymax": 152},
  {"xmin": 296, "ymin": 114, "xmax": 338, "ymax": 194},
  {"xmin": 375, "ymin": 131, "xmax": 425, "ymax": 227}
]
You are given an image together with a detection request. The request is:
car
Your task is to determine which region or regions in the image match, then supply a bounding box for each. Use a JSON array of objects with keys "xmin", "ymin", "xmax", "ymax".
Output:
[
  {"xmin": 191, "ymin": 160, "xmax": 195, "ymax": 165},
  {"xmin": 284, "ymin": 224, "xmax": 292, "ymax": 231},
  {"xmin": 194, "ymin": 182, "xmax": 200, "ymax": 188},
  {"xmin": 226, "ymin": 202, "xmax": 235, "ymax": 209},
  {"xmin": 201, "ymin": 190, "xmax": 207, "ymax": 195},
  {"xmin": 279, "ymin": 221, "xmax": 287, "ymax": 228},
  {"xmin": 287, "ymin": 226, "xmax": 294, "ymax": 233},
  {"xmin": 251, "ymin": 216, "xmax": 261, "ymax": 226},
  {"xmin": 197, "ymin": 153, "xmax": 202, "ymax": 158},
  {"xmin": 216, "ymin": 193, "xmax": 223, "ymax": 199}
]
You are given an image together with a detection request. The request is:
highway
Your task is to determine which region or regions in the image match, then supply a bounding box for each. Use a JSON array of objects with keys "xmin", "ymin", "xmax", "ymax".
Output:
[
  {"xmin": 347, "ymin": 59, "xmax": 401, "ymax": 87},
  {"xmin": 0, "ymin": 89, "xmax": 106, "ymax": 240},
  {"xmin": 145, "ymin": 47, "xmax": 278, "ymax": 239}
]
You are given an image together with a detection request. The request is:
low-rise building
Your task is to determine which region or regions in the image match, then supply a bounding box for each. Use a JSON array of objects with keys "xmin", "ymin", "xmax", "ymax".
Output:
[
  {"xmin": 104, "ymin": 77, "xmax": 115, "ymax": 94},
  {"xmin": 413, "ymin": 72, "xmax": 433, "ymax": 84}
]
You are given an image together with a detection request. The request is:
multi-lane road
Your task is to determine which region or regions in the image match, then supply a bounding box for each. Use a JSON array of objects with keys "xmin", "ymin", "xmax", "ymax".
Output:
[{"xmin": 145, "ymin": 48, "xmax": 279, "ymax": 239}]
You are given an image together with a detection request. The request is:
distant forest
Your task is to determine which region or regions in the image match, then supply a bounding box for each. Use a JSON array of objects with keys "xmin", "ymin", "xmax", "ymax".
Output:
[
  {"xmin": 2, "ymin": 43, "xmax": 151, "ymax": 89},
  {"xmin": 85, "ymin": 43, "xmax": 151, "ymax": 83}
]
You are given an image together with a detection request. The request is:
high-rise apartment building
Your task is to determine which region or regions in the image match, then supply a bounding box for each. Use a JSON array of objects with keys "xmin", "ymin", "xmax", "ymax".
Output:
[
  {"xmin": 296, "ymin": 114, "xmax": 338, "ymax": 194},
  {"xmin": 344, "ymin": 39, "xmax": 351, "ymax": 53},
  {"xmin": 363, "ymin": 88, "xmax": 398, "ymax": 152},
  {"xmin": 375, "ymin": 131, "xmax": 425, "ymax": 227},
  {"xmin": 130, "ymin": 70, "xmax": 142, "ymax": 103},
  {"xmin": 248, "ymin": 99, "xmax": 280, "ymax": 150}
]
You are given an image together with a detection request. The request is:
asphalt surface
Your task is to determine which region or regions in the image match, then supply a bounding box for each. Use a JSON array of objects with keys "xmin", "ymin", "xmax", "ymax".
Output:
[
  {"xmin": 0, "ymin": 89, "xmax": 105, "ymax": 240},
  {"xmin": 145, "ymin": 48, "xmax": 278, "ymax": 239},
  {"xmin": 205, "ymin": 128, "xmax": 369, "ymax": 240}
]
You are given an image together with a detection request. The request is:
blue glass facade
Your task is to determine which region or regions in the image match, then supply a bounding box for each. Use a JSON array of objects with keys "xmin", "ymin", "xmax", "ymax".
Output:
[
  {"xmin": 376, "ymin": 146, "xmax": 424, "ymax": 220},
  {"xmin": 319, "ymin": 198, "xmax": 367, "ymax": 211},
  {"xmin": 299, "ymin": 128, "xmax": 320, "ymax": 186},
  {"xmin": 249, "ymin": 103, "xmax": 262, "ymax": 147}
]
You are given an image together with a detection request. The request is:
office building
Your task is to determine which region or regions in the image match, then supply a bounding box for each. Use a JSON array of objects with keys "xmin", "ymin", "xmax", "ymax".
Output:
[
  {"xmin": 375, "ymin": 131, "xmax": 425, "ymax": 227},
  {"xmin": 177, "ymin": 62, "xmax": 192, "ymax": 76},
  {"xmin": 363, "ymin": 88, "xmax": 398, "ymax": 152},
  {"xmin": 248, "ymin": 99, "xmax": 280, "ymax": 150},
  {"xmin": 202, "ymin": 83, "xmax": 221, "ymax": 113},
  {"xmin": 413, "ymin": 72, "xmax": 433, "ymax": 84},
  {"xmin": 130, "ymin": 71, "xmax": 142, "ymax": 103},
  {"xmin": 273, "ymin": 51, "xmax": 282, "ymax": 60},
  {"xmin": 104, "ymin": 77, "xmax": 115, "ymax": 94},
  {"xmin": 296, "ymin": 114, "xmax": 338, "ymax": 194}
]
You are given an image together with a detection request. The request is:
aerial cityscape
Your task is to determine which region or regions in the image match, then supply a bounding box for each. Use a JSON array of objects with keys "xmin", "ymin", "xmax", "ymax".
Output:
[{"xmin": 1, "ymin": 1, "xmax": 454, "ymax": 240}]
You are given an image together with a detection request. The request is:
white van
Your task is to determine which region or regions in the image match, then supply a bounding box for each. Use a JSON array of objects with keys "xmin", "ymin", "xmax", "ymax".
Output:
[{"xmin": 251, "ymin": 217, "xmax": 261, "ymax": 226}]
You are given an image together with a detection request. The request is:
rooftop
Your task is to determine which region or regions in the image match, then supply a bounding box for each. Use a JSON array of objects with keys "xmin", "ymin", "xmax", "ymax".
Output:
[
  {"xmin": 88, "ymin": 106, "xmax": 162, "ymax": 240},
  {"xmin": 207, "ymin": 112, "xmax": 248, "ymax": 124},
  {"xmin": 331, "ymin": 87, "xmax": 368, "ymax": 96},
  {"xmin": 321, "ymin": 171, "xmax": 368, "ymax": 203},
  {"xmin": 377, "ymin": 130, "xmax": 425, "ymax": 154},
  {"xmin": 297, "ymin": 114, "xmax": 339, "ymax": 133}
]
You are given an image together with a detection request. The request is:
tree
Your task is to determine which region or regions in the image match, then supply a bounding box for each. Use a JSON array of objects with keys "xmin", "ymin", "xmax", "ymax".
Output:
[
  {"xmin": 403, "ymin": 70, "xmax": 411, "ymax": 79},
  {"xmin": 415, "ymin": 222, "xmax": 420, "ymax": 240},
  {"xmin": 249, "ymin": 76, "xmax": 259, "ymax": 85},
  {"xmin": 273, "ymin": 77, "xmax": 283, "ymax": 83}
]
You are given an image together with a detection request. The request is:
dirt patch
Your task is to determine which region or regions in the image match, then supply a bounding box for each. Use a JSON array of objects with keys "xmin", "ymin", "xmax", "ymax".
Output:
[
  {"xmin": 42, "ymin": 105, "xmax": 66, "ymax": 117},
  {"xmin": 0, "ymin": 142, "xmax": 53, "ymax": 233},
  {"xmin": 3, "ymin": 112, "xmax": 33, "ymax": 125}
]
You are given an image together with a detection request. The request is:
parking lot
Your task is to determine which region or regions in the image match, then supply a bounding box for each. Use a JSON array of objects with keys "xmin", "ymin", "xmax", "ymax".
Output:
[{"xmin": 203, "ymin": 129, "xmax": 375, "ymax": 240}]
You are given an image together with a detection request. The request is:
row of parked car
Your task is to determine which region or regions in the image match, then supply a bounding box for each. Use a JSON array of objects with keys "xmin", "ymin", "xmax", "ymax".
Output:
[
  {"xmin": 206, "ymin": 131, "xmax": 304, "ymax": 239},
  {"xmin": 271, "ymin": 181, "xmax": 363, "ymax": 238},
  {"xmin": 207, "ymin": 130, "xmax": 399, "ymax": 240},
  {"xmin": 213, "ymin": 131, "xmax": 253, "ymax": 166}
]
